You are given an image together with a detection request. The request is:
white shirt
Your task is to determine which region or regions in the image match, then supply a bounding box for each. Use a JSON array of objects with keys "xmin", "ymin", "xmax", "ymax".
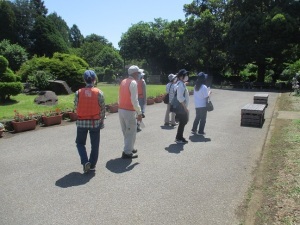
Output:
[
  {"xmin": 175, "ymin": 81, "xmax": 189, "ymax": 107},
  {"xmin": 194, "ymin": 84, "xmax": 209, "ymax": 108},
  {"xmin": 166, "ymin": 82, "xmax": 175, "ymax": 103}
]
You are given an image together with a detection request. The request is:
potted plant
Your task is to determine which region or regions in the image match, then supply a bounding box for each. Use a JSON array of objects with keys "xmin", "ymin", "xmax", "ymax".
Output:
[
  {"xmin": 154, "ymin": 95, "xmax": 163, "ymax": 103},
  {"xmin": 66, "ymin": 108, "xmax": 78, "ymax": 121},
  {"xmin": 0, "ymin": 122, "xmax": 4, "ymax": 137},
  {"xmin": 147, "ymin": 97, "xmax": 155, "ymax": 105},
  {"xmin": 108, "ymin": 103, "xmax": 118, "ymax": 113},
  {"xmin": 12, "ymin": 110, "xmax": 37, "ymax": 133},
  {"xmin": 42, "ymin": 108, "xmax": 62, "ymax": 126}
]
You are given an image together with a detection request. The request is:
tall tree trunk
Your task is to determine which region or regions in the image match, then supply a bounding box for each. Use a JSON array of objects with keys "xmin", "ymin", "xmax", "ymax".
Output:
[{"xmin": 256, "ymin": 62, "xmax": 266, "ymax": 82}]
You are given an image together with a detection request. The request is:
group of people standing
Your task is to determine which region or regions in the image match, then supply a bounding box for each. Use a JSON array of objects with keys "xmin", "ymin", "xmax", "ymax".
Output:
[
  {"xmin": 164, "ymin": 69, "xmax": 211, "ymax": 144},
  {"xmin": 73, "ymin": 66, "xmax": 211, "ymax": 173}
]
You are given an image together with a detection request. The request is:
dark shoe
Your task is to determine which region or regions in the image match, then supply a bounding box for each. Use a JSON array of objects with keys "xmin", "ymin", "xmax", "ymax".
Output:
[
  {"xmin": 175, "ymin": 138, "xmax": 188, "ymax": 144},
  {"xmin": 137, "ymin": 127, "xmax": 142, "ymax": 132},
  {"xmin": 197, "ymin": 132, "xmax": 206, "ymax": 135},
  {"xmin": 164, "ymin": 122, "xmax": 169, "ymax": 126},
  {"xmin": 142, "ymin": 113, "xmax": 145, "ymax": 118},
  {"xmin": 90, "ymin": 165, "xmax": 96, "ymax": 171},
  {"xmin": 132, "ymin": 149, "xmax": 138, "ymax": 154},
  {"xmin": 191, "ymin": 130, "xmax": 196, "ymax": 134},
  {"xmin": 122, "ymin": 152, "xmax": 138, "ymax": 159},
  {"xmin": 83, "ymin": 162, "xmax": 91, "ymax": 173},
  {"xmin": 171, "ymin": 123, "xmax": 177, "ymax": 127}
]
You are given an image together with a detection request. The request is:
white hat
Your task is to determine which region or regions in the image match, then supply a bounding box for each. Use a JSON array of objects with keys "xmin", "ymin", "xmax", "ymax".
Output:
[
  {"xmin": 168, "ymin": 73, "xmax": 176, "ymax": 81},
  {"xmin": 128, "ymin": 65, "xmax": 144, "ymax": 75}
]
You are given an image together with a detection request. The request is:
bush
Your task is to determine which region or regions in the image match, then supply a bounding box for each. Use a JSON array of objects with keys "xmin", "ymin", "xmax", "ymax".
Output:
[
  {"xmin": 28, "ymin": 71, "xmax": 52, "ymax": 90},
  {"xmin": 0, "ymin": 82, "xmax": 23, "ymax": 101}
]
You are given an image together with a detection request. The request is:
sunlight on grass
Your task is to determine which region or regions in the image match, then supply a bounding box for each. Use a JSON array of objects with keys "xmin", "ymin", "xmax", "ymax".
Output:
[{"xmin": 0, "ymin": 84, "xmax": 180, "ymax": 120}]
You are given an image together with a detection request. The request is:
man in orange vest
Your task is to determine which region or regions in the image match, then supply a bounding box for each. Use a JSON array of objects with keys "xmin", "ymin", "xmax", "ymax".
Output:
[
  {"xmin": 118, "ymin": 65, "xmax": 143, "ymax": 159},
  {"xmin": 137, "ymin": 71, "xmax": 146, "ymax": 131},
  {"xmin": 74, "ymin": 70, "xmax": 105, "ymax": 173}
]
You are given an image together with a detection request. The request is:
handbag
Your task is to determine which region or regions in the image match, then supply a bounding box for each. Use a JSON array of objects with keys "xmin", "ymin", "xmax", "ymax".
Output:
[
  {"xmin": 170, "ymin": 90, "xmax": 185, "ymax": 114},
  {"xmin": 163, "ymin": 84, "xmax": 173, "ymax": 104},
  {"xmin": 206, "ymin": 97, "xmax": 214, "ymax": 112}
]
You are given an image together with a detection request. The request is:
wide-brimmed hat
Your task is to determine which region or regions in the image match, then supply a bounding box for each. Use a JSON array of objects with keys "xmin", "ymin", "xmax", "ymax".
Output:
[
  {"xmin": 168, "ymin": 73, "xmax": 176, "ymax": 81},
  {"xmin": 128, "ymin": 65, "xmax": 144, "ymax": 75}
]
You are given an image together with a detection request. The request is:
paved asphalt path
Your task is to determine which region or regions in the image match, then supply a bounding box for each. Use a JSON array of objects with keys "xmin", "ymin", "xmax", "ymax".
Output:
[{"xmin": 0, "ymin": 88, "xmax": 279, "ymax": 225}]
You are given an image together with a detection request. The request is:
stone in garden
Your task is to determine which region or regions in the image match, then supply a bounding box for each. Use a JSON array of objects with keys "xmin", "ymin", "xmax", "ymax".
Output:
[{"xmin": 34, "ymin": 91, "xmax": 58, "ymax": 105}]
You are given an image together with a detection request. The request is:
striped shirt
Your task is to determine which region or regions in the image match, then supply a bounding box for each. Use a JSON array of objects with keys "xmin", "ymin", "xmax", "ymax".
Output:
[{"xmin": 74, "ymin": 84, "xmax": 106, "ymax": 128}]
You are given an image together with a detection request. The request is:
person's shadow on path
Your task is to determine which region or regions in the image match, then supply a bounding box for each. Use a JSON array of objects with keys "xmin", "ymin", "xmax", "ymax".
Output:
[
  {"xmin": 165, "ymin": 143, "xmax": 185, "ymax": 154},
  {"xmin": 189, "ymin": 135, "xmax": 211, "ymax": 143},
  {"xmin": 55, "ymin": 171, "xmax": 95, "ymax": 188},
  {"xmin": 106, "ymin": 158, "xmax": 139, "ymax": 174}
]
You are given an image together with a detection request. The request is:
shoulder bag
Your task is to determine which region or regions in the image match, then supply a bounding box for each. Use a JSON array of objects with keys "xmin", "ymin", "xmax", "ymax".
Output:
[
  {"xmin": 206, "ymin": 97, "xmax": 214, "ymax": 112},
  {"xmin": 163, "ymin": 84, "xmax": 172, "ymax": 104}
]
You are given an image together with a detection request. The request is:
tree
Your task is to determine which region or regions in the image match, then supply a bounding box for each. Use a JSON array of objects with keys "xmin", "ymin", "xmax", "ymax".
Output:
[
  {"xmin": 0, "ymin": 39, "xmax": 28, "ymax": 72},
  {"xmin": 0, "ymin": 1, "xmax": 17, "ymax": 43},
  {"xmin": 47, "ymin": 12, "xmax": 71, "ymax": 48},
  {"xmin": 30, "ymin": 16, "xmax": 69, "ymax": 56},
  {"xmin": 226, "ymin": 0, "xmax": 300, "ymax": 82},
  {"xmin": 69, "ymin": 24, "xmax": 84, "ymax": 48},
  {"xmin": 0, "ymin": 56, "xmax": 23, "ymax": 102},
  {"xmin": 84, "ymin": 34, "xmax": 110, "ymax": 46}
]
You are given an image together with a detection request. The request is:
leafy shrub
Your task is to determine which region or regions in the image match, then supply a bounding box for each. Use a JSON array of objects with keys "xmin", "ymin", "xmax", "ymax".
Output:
[
  {"xmin": 0, "ymin": 82, "xmax": 23, "ymax": 101},
  {"xmin": 240, "ymin": 63, "xmax": 257, "ymax": 82},
  {"xmin": 17, "ymin": 53, "xmax": 89, "ymax": 90},
  {"xmin": 280, "ymin": 59, "xmax": 300, "ymax": 81},
  {"xmin": 28, "ymin": 71, "xmax": 52, "ymax": 90}
]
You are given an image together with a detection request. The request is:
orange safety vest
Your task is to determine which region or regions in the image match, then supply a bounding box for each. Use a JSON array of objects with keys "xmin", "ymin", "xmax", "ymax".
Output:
[
  {"xmin": 119, "ymin": 78, "xmax": 135, "ymax": 111},
  {"xmin": 137, "ymin": 79, "xmax": 144, "ymax": 98},
  {"xmin": 77, "ymin": 87, "xmax": 101, "ymax": 120}
]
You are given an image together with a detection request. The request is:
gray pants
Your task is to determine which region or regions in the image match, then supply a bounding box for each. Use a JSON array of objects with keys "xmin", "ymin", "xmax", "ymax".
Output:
[
  {"xmin": 118, "ymin": 109, "xmax": 137, "ymax": 154},
  {"xmin": 164, "ymin": 103, "xmax": 176, "ymax": 125}
]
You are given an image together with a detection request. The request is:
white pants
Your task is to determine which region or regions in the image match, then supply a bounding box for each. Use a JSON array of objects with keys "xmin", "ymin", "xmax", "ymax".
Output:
[{"xmin": 118, "ymin": 109, "xmax": 137, "ymax": 154}]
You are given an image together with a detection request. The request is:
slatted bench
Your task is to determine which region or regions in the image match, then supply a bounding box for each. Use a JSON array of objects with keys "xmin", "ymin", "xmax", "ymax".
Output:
[
  {"xmin": 241, "ymin": 103, "xmax": 266, "ymax": 127},
  {"xmin": 253, "ymin": 93, "xmax": 269, "ymax": 106}
]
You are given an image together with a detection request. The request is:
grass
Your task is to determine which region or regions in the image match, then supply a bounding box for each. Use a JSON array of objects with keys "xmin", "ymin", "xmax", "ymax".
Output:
[
  {"xmin": 0, "ymin": 83, "xmax": 192, "ymax": 121},
  {"xmin": 240, "ymin": 93, "xmax": 300, "ymax": 224}
]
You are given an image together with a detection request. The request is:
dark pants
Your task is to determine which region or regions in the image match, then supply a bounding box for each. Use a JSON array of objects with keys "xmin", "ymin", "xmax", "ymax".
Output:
[
  {"xmin": 76, "ymin": 126, "xmax": 100, "ymax": 167},
  {"xmin": 192, "ymin": 107, "xmax": 207, "ymax": 133},
  {"xmin": 175, "ymin": 112, "xmax": 189, "ymax": 140}
]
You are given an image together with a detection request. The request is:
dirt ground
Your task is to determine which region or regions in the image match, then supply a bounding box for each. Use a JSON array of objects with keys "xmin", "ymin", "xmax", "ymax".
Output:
[{"xmin": 239, "ymin": 92, "xmax": 300, "ymax": 225}]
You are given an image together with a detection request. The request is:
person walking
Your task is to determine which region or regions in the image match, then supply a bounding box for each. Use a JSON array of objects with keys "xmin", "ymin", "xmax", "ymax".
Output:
[
  {"xmin": 191, "ymin": 72, "xmax": 211, "ymax": 135},
  {"xmin": 74, "ymin": 70, "xmax": 105, "ymax": 173},
  {"xmin": 137, "ymin": 71, "xmax": 146, "ymax": 131},
  {"xmin": 118, "ymin": 65, "xmax": 143, "ymax": 159},
  {"xmin": 164, "ymin": 73, "xmax": 177, "ymax": 126},
  {"xmin": 174, "ymin": 69, "xmax": 190, "ymax": 144}
]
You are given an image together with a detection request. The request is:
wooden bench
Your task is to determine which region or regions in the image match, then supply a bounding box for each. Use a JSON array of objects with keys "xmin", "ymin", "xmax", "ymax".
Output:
[
  {"xmin": 241, "ymin": 103, "xmax": 266, "ymax": 127},
  {"xmin": 253, "ymin": 93, "xmax": 269, "ymax": 106}
]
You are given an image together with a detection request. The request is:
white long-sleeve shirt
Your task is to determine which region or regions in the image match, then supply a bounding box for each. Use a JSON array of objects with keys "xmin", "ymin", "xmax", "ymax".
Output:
[
  {"xmin": 128, "ymin": 77, "xmax": 142, "ymax": 115},
  {"xmin": 175, "ymin": 81, "xmax": 189, "ymax": 107}
]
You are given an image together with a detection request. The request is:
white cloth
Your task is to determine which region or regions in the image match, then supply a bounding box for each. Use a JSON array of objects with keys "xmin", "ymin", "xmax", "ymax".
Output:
[
  {"xmin": 175, "ymin": 81, "xmax": 189, "ymax": 107},
  {"xmin": 194, "ymin": 84, "xmax": 209, "ymax": 108},
  {"xmin": 127, "ymin": 77, "xmax": 142, "ymax": 115},
  {"xmin": 166, "ymin": 82, "xmax": 175, "ymax": 103}
]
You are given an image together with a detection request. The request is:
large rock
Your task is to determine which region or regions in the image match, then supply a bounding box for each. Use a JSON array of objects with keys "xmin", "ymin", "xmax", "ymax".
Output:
[{"xmin": 34, "ymin": 91, "xmax": 58, "ymax": 105}]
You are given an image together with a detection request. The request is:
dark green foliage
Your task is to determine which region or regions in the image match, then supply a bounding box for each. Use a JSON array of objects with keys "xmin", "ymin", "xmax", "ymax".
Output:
[
  {"xmin": 0, "ymin": 56, "xmax": 23, "ymax": 101},
  {"xmin": 0, "ymin": 40, "xmax": 28, "ymax": 72},
  {"xmin": 17, "ymin": 53, "xmax": 88, "ymax": 90},
  {"xmin": 28, "ymin": 70, "xmax": 51, "ymax": 90},
  {"xmin": 0, "ymin": 56, "xmax": 9, "ymax": 73},
  {"xmin": 30, "ymin": 16, "xmax": 69, "ymax": 56},
  {"xmin": 0, "ymin": 1, "xmax": 17, "ymax": 42},
  {"xmin": 69, "ymin": 24, "xmax": 84, "ymax": 48},
  {"xmin": 0, "ymin": 82, "xmax": 23, "ymax": 101}
]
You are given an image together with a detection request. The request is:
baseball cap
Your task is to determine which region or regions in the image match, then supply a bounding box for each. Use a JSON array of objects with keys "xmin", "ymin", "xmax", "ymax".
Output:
[
  {"xmin": 177, "ymin": 69, "xmax": 188, "ymax": 77},
  {"xmin": 83, "ymin": 70, "xmax": 97, "ymax": 83}
]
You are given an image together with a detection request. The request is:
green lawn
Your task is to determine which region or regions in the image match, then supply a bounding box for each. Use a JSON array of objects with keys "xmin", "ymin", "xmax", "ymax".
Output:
[{"xmin": 0, "ymin": 84, "xmax": 180, "ymax": 121}]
